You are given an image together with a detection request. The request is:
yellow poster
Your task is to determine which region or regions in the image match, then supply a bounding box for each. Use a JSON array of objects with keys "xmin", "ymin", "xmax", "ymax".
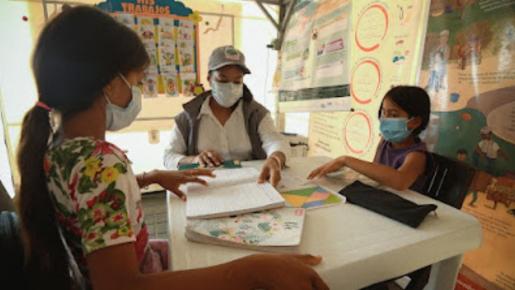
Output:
[
  {"xmin": 308, "ymin": 112, "xmax": 349, "ymax": 157},
  {"xmin": 345, "ymin": 0, "xmax": 430, "ymax": 161}
]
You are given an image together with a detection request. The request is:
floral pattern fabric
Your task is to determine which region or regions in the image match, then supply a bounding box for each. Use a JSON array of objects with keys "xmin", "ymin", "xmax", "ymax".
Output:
[{"xmin": 45, "ymin": 137, "xmax": 149, "ymax": 270}]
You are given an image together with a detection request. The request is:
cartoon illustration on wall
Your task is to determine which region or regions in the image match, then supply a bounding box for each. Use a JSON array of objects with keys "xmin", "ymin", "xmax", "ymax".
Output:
[
  {"xmin": 472, "ymin": 126, "xmax": 509, "ymax": 175},
  {"xmin": 426, "ymin": 30, "xmax": 450, "ymax": 95},
  {"xmin": 144, "ymin": 76, "xmax": 158, "ymax": 98},
  {"xmin": 420, "ymin": 2, "xmax": 515, "ymax": 288}
]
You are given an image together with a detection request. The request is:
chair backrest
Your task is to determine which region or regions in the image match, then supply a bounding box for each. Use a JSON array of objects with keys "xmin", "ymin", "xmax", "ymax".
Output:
[
  {"xmin": 423, "ymin": 153, "xmax": 476, "ymax": 209},
  {"xmin": 0, "ymin": 211, "xmax": 27, "ymax": 289}
]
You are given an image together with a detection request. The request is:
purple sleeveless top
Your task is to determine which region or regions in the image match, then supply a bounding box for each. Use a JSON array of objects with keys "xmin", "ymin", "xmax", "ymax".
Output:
[{"xmin": 374, "ymin": 139, "xmax": 428, "ymax": 193}]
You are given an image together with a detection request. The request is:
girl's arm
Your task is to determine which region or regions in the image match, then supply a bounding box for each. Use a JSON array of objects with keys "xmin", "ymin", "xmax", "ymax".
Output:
[
  {"xmin": 341, "ymin": 152, "xmax": 426, "ymax": 191},
  {"xmin": 87, "ymin": 243, "xmax": 328, "ymax": 290},
  {"xmin": 309, "ymin": 152, "xmax": 426, "ymax": 191}
]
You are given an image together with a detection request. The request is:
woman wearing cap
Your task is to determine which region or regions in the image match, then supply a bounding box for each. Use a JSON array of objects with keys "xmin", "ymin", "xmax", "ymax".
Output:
[{"xmin": 164, "ymin": 46, "xmax": 290, "ymax": 186}]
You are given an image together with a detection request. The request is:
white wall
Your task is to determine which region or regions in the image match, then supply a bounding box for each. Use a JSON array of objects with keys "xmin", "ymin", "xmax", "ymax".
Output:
[{"xmin": 0, "ymin": 94, "xmax": 15, "ymax": 197}]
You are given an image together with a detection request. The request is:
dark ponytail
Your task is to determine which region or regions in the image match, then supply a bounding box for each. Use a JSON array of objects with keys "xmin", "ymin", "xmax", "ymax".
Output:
[
  {"xmin": 17, "ymin": 107, "xmax": 74, "ymax": 289},
  {"xmin": 17, "ymin": 6, "xmax": 149, "ymax": 289}
]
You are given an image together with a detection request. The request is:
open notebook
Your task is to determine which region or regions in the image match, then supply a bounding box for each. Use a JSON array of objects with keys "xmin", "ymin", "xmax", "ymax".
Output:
[
  {"xmin": 186, "ymin": 208, "xmax": 305, "ymax": 252},
  {"xmin": 185, "ymin": 168, "xmax": 285, "ymax": 219}
]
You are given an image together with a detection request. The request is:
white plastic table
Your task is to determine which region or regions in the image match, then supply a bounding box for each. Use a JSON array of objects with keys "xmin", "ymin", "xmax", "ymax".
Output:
[{"xmin": 167, "ymin": 156, "xmax": 482, "ymax": 289}]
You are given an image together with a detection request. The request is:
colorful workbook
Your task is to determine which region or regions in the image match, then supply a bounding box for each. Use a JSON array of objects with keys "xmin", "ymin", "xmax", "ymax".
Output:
[
  {"xmin": 281, "ymin": 186, "xmax": 344, "ymax": 209},
  {"xmin": 185, "ymin": 168, "xmax": 285, "ymax": 219},
  {"xmin": 185, "ymin": 208, "xmax": 305, "ymax": 252}
]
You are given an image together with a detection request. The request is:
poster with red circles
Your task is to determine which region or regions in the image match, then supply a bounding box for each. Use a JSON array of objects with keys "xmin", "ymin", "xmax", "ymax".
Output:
[{"xmin": 343, "ymin": 0, "xmax": 430, "ymax": 160}]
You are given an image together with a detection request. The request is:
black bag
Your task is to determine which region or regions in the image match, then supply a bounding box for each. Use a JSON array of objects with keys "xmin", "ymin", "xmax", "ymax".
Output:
[{"xmin": 339, "ymin": 181, "xmax": 437, "ymax": 228}]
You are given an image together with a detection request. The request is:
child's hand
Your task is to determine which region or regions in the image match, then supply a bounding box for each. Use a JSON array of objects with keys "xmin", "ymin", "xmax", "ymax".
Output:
[
  {"xmin": 155, "ymin": 169, "xmax": 215, "ymax": 201},
  {"xmin": 225, "ymin": 254, "xmax": 328, "ymax": 290},
  {"xmin": 307, "ymin": 157, "xmax": 346, "ymax": 180}
]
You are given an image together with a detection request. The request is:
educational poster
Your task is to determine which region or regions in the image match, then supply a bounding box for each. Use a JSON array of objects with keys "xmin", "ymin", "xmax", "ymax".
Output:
[
  {"xmin": 418, "ymin": 1, "xmax": 515, "ymax": 289},
  {"xmin": 278, "ymin": 0, "xmax": 352, "ymax": 112},
  {"xmin": 97, "ymin": 0, "xmax": 200, "ymax": 97},
  {"xmin": 308, "ymin": 0, "xmax": 430, "ymax": 159},
  {"xmin": 180, "ymin": 72, "xmax": 196, "ymax": 97},
  {"xmin": 113, "ymin": 12, "xmax": 136, "ymax": 29},
  {"xmin": 308, "ymin": 112, "xmax": 349, "ymax": 157},
  {"xmin": 345, "ymin": 0, "xmax": 430, "ymax": 161}
]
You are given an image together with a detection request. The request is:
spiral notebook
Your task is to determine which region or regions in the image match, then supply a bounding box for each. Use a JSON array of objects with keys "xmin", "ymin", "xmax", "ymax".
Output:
[
  {"xmin": 186, "ymin": 208, "xmax": 305, "ymax": 252},
  {"xmin": 185, "ymin": 168, "xmax": 285, "ymax": 219}
]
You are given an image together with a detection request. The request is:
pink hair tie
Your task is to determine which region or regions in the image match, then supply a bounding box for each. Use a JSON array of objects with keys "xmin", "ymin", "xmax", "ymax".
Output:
[{"xmin": 36, "ymin": 101, "xmax": 52, "ymax": 111}]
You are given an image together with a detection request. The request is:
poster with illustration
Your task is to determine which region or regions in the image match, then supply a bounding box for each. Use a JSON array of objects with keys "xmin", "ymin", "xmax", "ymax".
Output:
[
  {"xmin": 178, "ymin": 40, "xmax": 195, "ymax": 73},
  {"xmin": 158, "ymin": 17, "xmax": 175, "ymax": 42},
  {"xmin": 143, "ymin": 74, "xmax": 158, "ymax": 98},
  {"xmin": 279, "ymin": 0, "xmax": 351, "ymax": 111},
  {"xmin": 99, "ymin": 0, "xmax": 200, "ymax": 96},
  {"xmin": 419, "ymin": 1, "xmax": 515, "ymax": 288},
  {"xmin": 180, "ymin": 73, "xmax": 196, "ymax": 97},
  {"xmin": 177, "ymin": 19, "xmax": 195, "ymax": 42},
  {"xmin": 145, "ymin": 47, "xmax": 159, "ymax": 74},
  {"xmin": 113, "ymin": 13, "xmax": 135, "ymax": 29},
  {"xmin": 137, "ymin": 16, "xmax": 156, "ymax": 44},
  {"xmin": 308, "ymin": 0, "xmax": 430, "ymax": 160},
  {"xmin": 159, "ymin": 40, "xmax": 176, "ymax": 73},
  {"xmin": 163, "ymin": 73, "xmax": 179, "ymax": 97}
]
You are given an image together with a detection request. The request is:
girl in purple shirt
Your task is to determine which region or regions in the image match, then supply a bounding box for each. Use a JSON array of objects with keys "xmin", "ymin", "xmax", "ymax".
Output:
[{"xmin": 309, "ymin": 86, "xmax": 431, "ymax": 193}]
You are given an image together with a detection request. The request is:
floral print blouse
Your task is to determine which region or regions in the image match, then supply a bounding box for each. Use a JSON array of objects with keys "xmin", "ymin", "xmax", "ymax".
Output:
[{"xmin": 44, "ymin": 137, "xmax": 149, "ymax": 278}]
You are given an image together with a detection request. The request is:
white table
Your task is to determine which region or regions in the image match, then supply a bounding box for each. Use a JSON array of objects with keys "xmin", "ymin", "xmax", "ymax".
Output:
[{"xmin": 167, "ymin": 157, "xmax": 482, "ymax": 290}]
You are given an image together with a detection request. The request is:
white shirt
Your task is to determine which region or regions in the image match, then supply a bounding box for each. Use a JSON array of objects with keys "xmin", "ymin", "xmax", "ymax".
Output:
[
  {"xmin": 478, "ymin": 139, "xmax": 500, "ymax": 159},
  {"xmin": 164, "ymin": 96, "xmax": 290, "ymax": 169}
]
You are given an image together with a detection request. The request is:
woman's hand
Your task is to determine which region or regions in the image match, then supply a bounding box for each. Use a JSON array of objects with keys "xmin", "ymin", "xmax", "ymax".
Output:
[
  {"xmin": 225, "ymin": 254, "xmax": 329, "ymax": 290},
  {"xmin": 153, "ymin": 169, "xmax": 215, "ymax": 201},
  {"xmin": 307, "ymin": 157, "xmax": 346, "ymax": 180},
  {"xmin": 258, "ymin": 157, "xmax": 282, "ymax": 187},
  {"xmin": 194, "ymin": 150, "xmax": 224, "ymax": 167}
]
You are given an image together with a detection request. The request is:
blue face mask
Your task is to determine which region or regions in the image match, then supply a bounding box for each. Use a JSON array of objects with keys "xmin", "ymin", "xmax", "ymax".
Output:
[
  {"xmin": 379, "ymin": 118, "xmax": 413, "ymax": 143},
  {"xmin": 105, "ymin": 74, "xmax": 142, "ymax": 131}
]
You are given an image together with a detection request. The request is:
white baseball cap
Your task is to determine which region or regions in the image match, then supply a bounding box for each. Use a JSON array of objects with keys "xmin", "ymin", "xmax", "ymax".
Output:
[{"xmin": 208, "ymin": 46, "xmax": 251, "ymax": 74}]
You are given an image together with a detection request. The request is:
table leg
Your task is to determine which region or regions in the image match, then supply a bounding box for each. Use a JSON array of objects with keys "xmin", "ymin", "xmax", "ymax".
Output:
[{"xmin": 425, "ymin": 255, "xmax": 464, "ymax": 290}]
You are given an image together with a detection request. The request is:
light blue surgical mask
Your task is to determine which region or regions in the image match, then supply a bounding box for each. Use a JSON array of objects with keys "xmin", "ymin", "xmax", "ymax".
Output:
[
  {"xmin": 211, "ymin": 80, "xmax": 243, "ymax": 108},
  {"xmin": 379, "ymin": 117, "xmax": 413, "ymax": 143},
  {"xmin": 105, "ymin": 74, "xmax": 142, "ymax": 131}
]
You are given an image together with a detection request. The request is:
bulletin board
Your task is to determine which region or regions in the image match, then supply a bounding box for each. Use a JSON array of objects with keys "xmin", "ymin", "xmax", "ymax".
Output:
[
  {"xmin": 307, "ymin": 0, "xmax": 431, "ymax": 160},
  {"xmin": 277, "ymin": 0, "xmax": 352, "ymax": 112},
  {"xmin": 97, "ymin": 0, "xmax": 201, "ymax": 97}
]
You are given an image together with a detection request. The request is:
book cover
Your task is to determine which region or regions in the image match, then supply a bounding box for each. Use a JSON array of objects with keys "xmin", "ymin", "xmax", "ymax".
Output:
[{"xmin": 186, "ymin": 208, "xmax": 305, "ymax": 252}]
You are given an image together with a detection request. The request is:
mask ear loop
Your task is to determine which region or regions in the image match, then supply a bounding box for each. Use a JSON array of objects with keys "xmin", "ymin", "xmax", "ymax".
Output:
[
  {"xmin": 119, "ymin": 73, "xmax": 132, "ymax": 89},
  {"xmin": 104, "ymin": 92, "xmax": 113, "ymax": 105}
]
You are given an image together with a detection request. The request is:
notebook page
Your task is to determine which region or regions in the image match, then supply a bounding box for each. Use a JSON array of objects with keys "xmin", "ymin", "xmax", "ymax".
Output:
[
  {"xmin": 186, "ymin": 167, "xmax": 259, "ymax": 192},
  {"xmin": 186, "ymin": 181, "xmax": 285, "ymax": 219}
]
